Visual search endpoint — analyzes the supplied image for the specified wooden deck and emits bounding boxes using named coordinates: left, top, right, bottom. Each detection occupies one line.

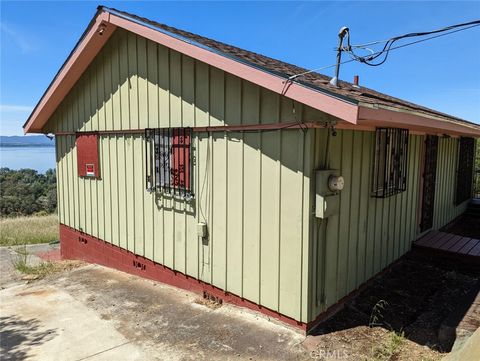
left=415, top=231, right=480, bottom=257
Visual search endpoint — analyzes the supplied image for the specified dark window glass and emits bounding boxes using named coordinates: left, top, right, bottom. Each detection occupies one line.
left=372, top=128, right=409, bottom=198
left=455, top=137, right=475, bottom=205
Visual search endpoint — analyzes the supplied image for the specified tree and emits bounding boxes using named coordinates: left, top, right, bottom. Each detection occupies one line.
left=0, top=168, right=57, bottom=217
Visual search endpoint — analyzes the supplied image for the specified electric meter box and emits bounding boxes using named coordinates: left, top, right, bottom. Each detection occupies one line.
left=315, top=169, right=341, bottom=219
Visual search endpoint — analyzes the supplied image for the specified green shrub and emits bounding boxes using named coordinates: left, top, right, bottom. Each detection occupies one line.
left=0, top=168, right=57, bottom=217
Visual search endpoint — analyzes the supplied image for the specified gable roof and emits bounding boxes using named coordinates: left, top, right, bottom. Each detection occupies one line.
left=24, top=6, right=480, bottom=137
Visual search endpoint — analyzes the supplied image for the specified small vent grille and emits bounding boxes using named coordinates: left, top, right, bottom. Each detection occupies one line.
left=203, top=291, right=223, bottom=305
left=132, top=260, right=146, bottom=271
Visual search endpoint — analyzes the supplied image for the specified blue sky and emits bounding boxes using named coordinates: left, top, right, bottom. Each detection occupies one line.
left=1, top=1, right=479, bottom=135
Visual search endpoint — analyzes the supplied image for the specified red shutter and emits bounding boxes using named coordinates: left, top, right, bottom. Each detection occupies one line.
left=171, top=128, right=190, bottom=190
left=76, top=133, right=100, bottom=178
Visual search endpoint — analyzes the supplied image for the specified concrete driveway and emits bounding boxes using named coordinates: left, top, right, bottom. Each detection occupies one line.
left=0, top=252, right=309, bottom=361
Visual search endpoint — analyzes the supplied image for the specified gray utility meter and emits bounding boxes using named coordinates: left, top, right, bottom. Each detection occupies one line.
left=315, top=170, right=344, bottom=219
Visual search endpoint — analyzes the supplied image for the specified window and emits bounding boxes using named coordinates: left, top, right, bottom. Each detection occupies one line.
left=372, top=128, right=409, bottom=198
left=455, top=137, right=475, bottom=205
left=76, top=132, right=100, bottom=178
left=145, top=128, right=193, bottom=198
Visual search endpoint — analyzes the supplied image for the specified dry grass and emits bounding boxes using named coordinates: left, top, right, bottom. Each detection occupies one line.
left=15, top=259, right=83, bottom=280
left=368, top=330, right=406, bottom=361
left=12, top=244, right=82, bottom=279
left=0, top=214, right=58, bottom=246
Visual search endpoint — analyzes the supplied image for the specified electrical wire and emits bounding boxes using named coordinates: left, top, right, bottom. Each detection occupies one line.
left=291, top=100, right=309, bottom=132
left=198, top=137, right=210, bottom=224
left=343, top=20, right=480, bottom=66
left=349, top=19, right=480, bottom=49
left=288, top=19, right=480, bottom=80
left=288, top=62, right=348, bottom=81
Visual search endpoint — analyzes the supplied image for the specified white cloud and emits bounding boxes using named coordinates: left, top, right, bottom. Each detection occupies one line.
left=0, top=104, right=33, bottom=112
left=0, top=22, right=35, bottom=54
left=0, top=104, right=33, bottom=135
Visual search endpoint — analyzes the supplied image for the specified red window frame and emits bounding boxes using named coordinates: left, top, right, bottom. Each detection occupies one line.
left=145, top=128, right=192, bottom=197
left=171, top=128, right=191, bottom=190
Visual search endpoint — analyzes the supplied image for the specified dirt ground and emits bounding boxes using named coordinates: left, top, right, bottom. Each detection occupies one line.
left=308, top=250, right=479, bottom=360
left=1, top=244, right=479, bottom=360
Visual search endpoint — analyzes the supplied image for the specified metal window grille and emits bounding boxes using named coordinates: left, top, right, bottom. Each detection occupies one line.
left=455, top=137, right=475, bottom=205
left=420, top=135, right=439, bottom=232
left=145, top=128, right=193, bottom=199
left=372, top=128, right=409, bottom=198
left=475, top=140, right=480, bottom=199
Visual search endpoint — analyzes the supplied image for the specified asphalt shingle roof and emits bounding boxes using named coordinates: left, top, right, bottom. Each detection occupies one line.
left=105, top=6, right=476, bottom=126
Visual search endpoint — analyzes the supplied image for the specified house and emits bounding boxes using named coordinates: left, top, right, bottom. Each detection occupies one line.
left=24, top=6, right=480, bottom=333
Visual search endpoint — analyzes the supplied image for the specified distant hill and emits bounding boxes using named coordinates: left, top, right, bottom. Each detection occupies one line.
left=0, top=135, right=55, bottom=147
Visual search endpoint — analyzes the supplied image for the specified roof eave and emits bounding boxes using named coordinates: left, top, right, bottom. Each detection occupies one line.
left=23, top=11, right=117, bottom=134
left=357, top=103, right=480, bottom=137
left=24, top=9, right=361, bottom=134
left=105, top=10, right=360, bottom=123
left=24, top=8, right=479, bottom=137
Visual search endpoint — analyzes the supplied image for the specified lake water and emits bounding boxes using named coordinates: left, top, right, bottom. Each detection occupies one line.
left=0, top=146, right=56, bottom=173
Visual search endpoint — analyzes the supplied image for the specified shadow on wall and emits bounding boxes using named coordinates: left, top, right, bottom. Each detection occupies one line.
left=153, top=190, right=196, bottom=216
left=51, top=28, right=332, bottom=172
left=51, top=29, right=331, bottom=219
left=0, top=315, right=57, bottom=361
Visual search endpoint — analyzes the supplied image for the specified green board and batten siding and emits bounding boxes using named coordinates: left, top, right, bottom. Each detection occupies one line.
left=49, top=28, right=315, bottom=322
left=48, top=28, right=469, bottom=324
left=307, top=132, right=468, bottom=316
left=433, top=137, right=469, bottom=229
left=309, top=130, right=423, bottom=316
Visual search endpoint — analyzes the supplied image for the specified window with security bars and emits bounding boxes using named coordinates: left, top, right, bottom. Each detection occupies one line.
left=145, top=128, right=193, bottom=198
left=372, top=128, right=409, bottom=198
left=455, top=137, right=475, bottom=205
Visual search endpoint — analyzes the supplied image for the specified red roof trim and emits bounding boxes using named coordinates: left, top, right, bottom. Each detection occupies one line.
left=24, top=9, right=480, bottom=137
left=24, top=12, right=116, bottom=133
left=24, top=10, right=358, bottom=134
left=107, top=12, right=359, bottom=125
left=358, top=106, right=480, bottom=137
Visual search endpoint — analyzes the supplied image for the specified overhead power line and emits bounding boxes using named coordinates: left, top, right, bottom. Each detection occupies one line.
left=344, top=19, right=480, bottom=66
left=349, top=19, right=480, bottom=49
left=288, top=19, right=480, bottom=82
